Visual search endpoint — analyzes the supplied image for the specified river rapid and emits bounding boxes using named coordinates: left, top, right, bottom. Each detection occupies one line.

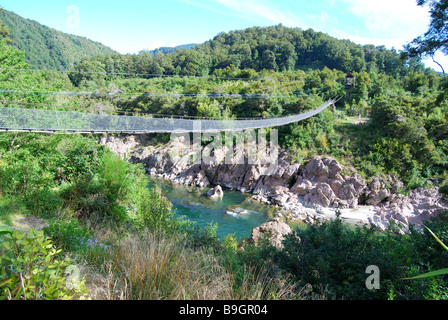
left=147, top=175, right=375, bottom=240
left=147, top=175, right=282, bottom=239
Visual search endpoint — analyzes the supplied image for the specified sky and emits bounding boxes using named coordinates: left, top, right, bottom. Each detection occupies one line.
left=1, top=0, right=446, bottom=72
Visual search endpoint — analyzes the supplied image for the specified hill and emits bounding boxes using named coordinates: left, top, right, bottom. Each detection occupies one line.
left=190, top=25, right=425, bottom=76
left=0, top=9, right=117, bottom=70
left=147, top=43, right=198, bottom=55
left=71, top=24, right=428, bottom=79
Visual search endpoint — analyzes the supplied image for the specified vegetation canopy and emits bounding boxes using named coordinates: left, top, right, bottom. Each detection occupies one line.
left=0, top=3, right=448, bottom=301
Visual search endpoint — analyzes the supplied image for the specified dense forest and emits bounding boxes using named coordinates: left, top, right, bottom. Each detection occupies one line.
left=1, top=6, right=448, bottom=301
left=71, top=25, right=426, bottom=77
left=16, top=23, right=444, bottom=190
left=0, top=9, right=117, bottom=70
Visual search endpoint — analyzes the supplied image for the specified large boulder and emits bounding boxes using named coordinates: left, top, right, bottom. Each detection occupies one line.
left=302, top=156, right=343, bottom=181
left=207, top=185, right=224, bottom=199
left=289, top=156, right=366, bottom=209
left=248, top=219, right=295, bottom=248
left=365, top=174, right=403, bottom=206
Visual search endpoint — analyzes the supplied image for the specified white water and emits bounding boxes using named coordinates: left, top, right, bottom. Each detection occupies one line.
left=308, top=205, right=377, bottom=225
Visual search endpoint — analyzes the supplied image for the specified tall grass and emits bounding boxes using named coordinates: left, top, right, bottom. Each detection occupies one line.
left=81, top=232, right=297, bottom=300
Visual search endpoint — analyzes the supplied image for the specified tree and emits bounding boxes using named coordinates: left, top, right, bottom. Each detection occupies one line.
left=0, top=7, right=12, bottom=44
left=403, top=0, right=448, bottom=74
left=261, top=49, right=278, bottom=71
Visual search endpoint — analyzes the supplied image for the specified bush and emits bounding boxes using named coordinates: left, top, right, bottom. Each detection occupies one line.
left=440, top=184, right=448, bottom=198
left=271, top=219, right=409, bottom=299
left=135, top=185, right=176, bottom=234
left=43, top=219, right=94, bottom=253
left=59, top=173, right=114, bottom=222
left=0, top=229, right=88, bottom=300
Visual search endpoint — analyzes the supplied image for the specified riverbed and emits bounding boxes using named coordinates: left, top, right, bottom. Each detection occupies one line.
left=147, top=175, right=377, bottom=240
left=147, top=175, right=288, bottom=239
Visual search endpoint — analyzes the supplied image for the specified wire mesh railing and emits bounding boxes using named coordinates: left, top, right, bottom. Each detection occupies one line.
left=0, top=99, right=337, bottom=133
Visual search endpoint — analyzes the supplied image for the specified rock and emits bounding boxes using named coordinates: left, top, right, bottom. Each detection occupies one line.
left=207, top=185, right=224, bottom=199
left=366, top=189, right=390, bottom=206
left=371, top=186, right=448, bottom=232
left=365, top=174, right=404, bottom=205
left=253, top=154, right=300, bottom=194
left=302, top=156, right=342, bottom=181
left=288, top=156, right=366, bottom=209
left=249, top=219, right=295, bottom=248
left=98, top=134, right=144, bottom=160
left=290, top=178, right=313, bottom=196
left=267, top=186, right=291, bottom=206
left=99, top=135, right=448, bottom=233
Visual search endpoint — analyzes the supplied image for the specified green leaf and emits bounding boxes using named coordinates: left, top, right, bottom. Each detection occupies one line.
left=402, top=268, right=448, bottom=280
left=0, top=226, right=13, bottom=235
left=0, top=278, right=13, bottom=287
left=425, top=226, right=448, bottom=252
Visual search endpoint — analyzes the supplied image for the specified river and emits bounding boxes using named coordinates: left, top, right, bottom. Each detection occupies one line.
left=147, top=175, right=303, bottom=240
left=147, top=175, right=376, bottom=240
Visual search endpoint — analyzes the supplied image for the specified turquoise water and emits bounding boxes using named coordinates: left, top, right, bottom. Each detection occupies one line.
left=147, top=175, right=277, bottom=240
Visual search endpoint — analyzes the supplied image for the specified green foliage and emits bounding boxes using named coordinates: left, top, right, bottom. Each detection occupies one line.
left=258, top=217, right=445, bottom=299
left=98, top=152, right=134, bottom=203
left=135, top=185, right=176, bottom=234
left=403, top=0, right=448, bottom=74
left=0, top=7, right=11, bottom=44
left=440, top=184, right=448, bottom=197
left=43, top=219, right=94, bottom=253
left=0, top=133, right=106, bottom=216
left=1, top=11, right=448, bottom=302
left=0, top=229, right=88, bottom=300
left=0, top=9, right=116, bottom=70
left=185, top=223, right=222, bottom=252
left=68, top=25, right=424, bottom=85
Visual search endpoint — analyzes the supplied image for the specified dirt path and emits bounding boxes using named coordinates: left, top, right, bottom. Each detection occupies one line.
left=1, top=214, right=48, bottom=232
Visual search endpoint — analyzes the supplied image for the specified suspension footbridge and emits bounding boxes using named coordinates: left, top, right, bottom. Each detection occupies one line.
left=0, top=98, right=337, bottom=134
left=0, top=68, right=344, bottom=134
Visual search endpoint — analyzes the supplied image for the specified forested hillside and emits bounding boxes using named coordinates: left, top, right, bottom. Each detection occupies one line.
left=63, top=24, right=447, bottom=189
left=1, top=9, right=448, bottom=301
left=71, top=25, right=426, bottom=77
left=147, top=43, right=197, bottom=55
left=0, top=9, right=117, bottom=69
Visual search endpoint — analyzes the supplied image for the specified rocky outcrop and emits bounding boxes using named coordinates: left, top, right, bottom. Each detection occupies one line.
left=207, top=185, right=224, bottom=199
left=248, top=219, right=295, bottom=248
left=99, top=135, right=448, bottom=232
left=289, top=156, right=365, bottom=209
left=369, top=187, right=448, bottom=233
left=98, top=134, right=145, bottom=159
left=365, top=174, right=404, bottom=206
left=253, top=155, right=366, bottom=217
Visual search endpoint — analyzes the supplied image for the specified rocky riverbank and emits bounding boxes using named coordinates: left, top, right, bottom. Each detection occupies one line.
left=99, top=134, right=448, bottom=234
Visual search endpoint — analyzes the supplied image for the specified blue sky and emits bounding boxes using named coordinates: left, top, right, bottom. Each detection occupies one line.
left=1, top=0, right=446, bottom=71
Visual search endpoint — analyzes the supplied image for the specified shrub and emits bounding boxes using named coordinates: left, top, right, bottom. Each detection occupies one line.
left=273, top=219, right=409, bottom=300
left=440, top=184, right=448, bottom=199
left=43, top=219, right=94, bottom=253
left=59, top=173, right=114, bottom=222
left=99, top=152, right=135, bottom=203
left=0, top=229, right=88, bottom=300
left=135, top=185, right=176, bottom=234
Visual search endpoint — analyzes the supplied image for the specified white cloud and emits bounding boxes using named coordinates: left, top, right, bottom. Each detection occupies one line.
left=149, top=40, right=168, bottom=50
left=306, top=10, right=338, bottom=31
left=342, top=0, right=430, bottom=40
left=212, top=0, right=305, bottom=28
